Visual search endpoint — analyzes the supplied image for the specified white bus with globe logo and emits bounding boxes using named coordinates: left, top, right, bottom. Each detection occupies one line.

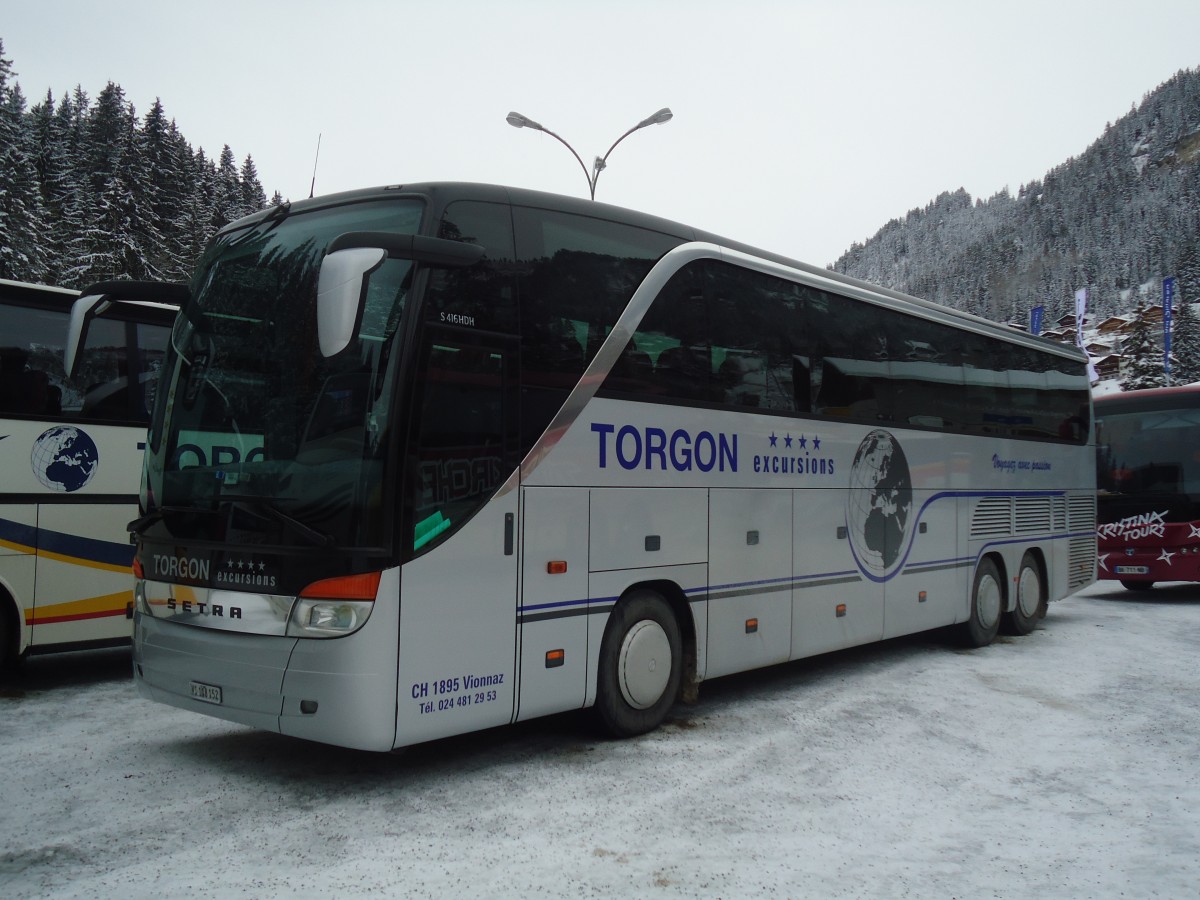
left=1, top=279, right=175, bottom=671
left=121, top=184, right=1096, bottom=751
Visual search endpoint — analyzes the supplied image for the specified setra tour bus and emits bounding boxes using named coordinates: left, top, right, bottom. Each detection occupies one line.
left=105, top=183, right=1096, bottom=751
left=1, top=278, right=176, bottom=671
left=1095, top=384, right=1200, bottom=589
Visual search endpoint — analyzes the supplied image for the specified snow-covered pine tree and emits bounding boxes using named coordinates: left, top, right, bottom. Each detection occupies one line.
left=1179, top=243, right=1200, bottom=310
left=240, top=154, right=267, bottom=214
left=212, top=144, right=244, bottom=230
left=0, top=41, right=49, bottom=282
left=1170, top=298, right=1200, bottom=384
left=142, top=99, right=190, bottom=280
left=1123, top=302, right=1169, bottom=389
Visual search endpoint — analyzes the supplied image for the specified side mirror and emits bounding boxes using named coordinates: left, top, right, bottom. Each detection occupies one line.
left=65, top=280, right=189, bottom=377
left=65, top=294, right=109, bottom=379
left=316, top=233, right=486, bottom=358
left=316, top=247, right=387, bottom=358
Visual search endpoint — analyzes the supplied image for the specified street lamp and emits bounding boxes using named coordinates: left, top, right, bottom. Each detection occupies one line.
left=505, top=107, right=673, bottom=200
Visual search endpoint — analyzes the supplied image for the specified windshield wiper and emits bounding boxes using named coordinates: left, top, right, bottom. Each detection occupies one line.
left=225, top=499, right=334, bottom=548
left=128, top=505, right=209, bottom=536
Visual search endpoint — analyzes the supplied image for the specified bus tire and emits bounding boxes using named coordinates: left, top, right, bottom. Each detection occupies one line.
left=1003, top=551, right=1045, bottom=636
left=1120, top=580, right=1155, bottom=591
left=595, top=589, right=682, bottom=738
left=962, top=557, right=1003, bottom=648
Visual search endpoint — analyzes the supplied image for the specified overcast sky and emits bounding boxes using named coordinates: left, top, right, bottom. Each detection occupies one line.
left=5, top=1, right=1200, bottom=266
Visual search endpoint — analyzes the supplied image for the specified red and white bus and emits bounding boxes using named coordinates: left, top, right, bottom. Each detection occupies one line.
left=1096, top=385, right=1200, bottom=589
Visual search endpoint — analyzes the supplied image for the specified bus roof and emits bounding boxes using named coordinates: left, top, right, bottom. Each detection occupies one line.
left=1095, top=384, right=1200, bottom=410
left=219, top=181, right=1087, bottom=364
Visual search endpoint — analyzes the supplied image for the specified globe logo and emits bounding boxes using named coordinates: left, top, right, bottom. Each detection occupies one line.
left=30, top=426, right=100, bottom=492
left=845, top=429, right=913, bottom=580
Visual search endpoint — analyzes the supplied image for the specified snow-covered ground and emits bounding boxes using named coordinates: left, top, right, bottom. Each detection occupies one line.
left=2, top=579, right=1198, bottom=898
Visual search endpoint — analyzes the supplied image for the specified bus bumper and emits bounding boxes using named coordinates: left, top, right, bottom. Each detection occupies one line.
left=133, top=610, right=400, bottom=751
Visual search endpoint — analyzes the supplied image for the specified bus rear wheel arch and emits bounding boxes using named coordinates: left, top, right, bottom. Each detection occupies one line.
left=595, top=588, right=683, bottom=737
left=0, top=587, right=20, bottom=677
left=961, top=556, right=1004, bottom=648
left=1003, top=550, right=1046, bottom=636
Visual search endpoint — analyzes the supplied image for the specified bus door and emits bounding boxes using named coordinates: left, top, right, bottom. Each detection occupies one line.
left=395, top=330, right=522, bottom=745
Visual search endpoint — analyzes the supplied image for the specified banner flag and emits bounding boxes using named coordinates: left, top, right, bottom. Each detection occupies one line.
left=1164, top=276, right=1176, bottom=377
left=1073, top=289, right=1098, bottom=382
left=1074, top=288, right=1087, bottom=347
left=1030, top=305, right=1044, bottom=336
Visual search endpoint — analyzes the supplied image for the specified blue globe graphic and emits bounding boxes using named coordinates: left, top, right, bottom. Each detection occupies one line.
left=845, top=429, right=913, bottom=578
left=31, top=426, right=100, bottom=492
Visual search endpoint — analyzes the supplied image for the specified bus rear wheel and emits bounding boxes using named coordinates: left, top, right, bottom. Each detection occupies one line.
left=1003, top=552, right=1045, bottom=636
left=595, top=589, right=682, bottom=738
left=962, top=558, right=1003, bottom=648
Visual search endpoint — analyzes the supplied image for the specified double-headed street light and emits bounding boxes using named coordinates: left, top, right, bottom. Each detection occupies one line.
left=506, top=107, right=673, bottom=200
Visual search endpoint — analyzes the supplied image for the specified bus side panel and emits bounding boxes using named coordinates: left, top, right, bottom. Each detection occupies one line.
left=706, top=488, right=792, bottom=679
left=0, top=505, right=37, bottom=656
left=394, top=487, right=519, bottom=748
left=588, top=488, right=708, bottom=572
left=882, top=490, right=967, bottom=639
left=791, top=488, right=884, bottom=658
left=517, top=487, right=590, bottom=722
left=31, top=502, right=135, bottom=648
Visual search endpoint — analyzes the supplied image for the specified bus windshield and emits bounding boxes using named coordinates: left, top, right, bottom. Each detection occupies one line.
left=1096, top=402, right=1200, bottom=501
left=142, top=199, right=424, bottom=551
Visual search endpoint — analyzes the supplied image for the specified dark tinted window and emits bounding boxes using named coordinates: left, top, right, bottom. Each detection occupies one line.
left=512, top=207, right=683, bottom=447
left=598, top=258, right=1089, bottom=443
left=0, top=299, right=168, bottom=424
left=407, top=335, right=518, bottom=558
left=430, top=200, right=518, bottom=334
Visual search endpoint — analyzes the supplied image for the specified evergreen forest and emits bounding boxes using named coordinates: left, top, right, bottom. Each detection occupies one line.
left=0, top=39, right=276, bottom=289
left=832, top=68, right=1200, bottom=327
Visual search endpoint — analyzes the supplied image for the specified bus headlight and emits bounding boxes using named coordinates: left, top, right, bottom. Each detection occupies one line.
left=286, top=571, right=382, bottom=638
left=133, top=579, right=150, bottom=615
left=288, top=598, right=374, bottom=637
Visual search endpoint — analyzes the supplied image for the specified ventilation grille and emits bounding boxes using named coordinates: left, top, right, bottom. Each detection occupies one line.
left=1069, top=535, right=1097, bottom=589
left=1015, top=497, right=1052, bottom=534
left=971, top=497, right=1012, bottom=538
left=1053, top=496, right=1067, bottom=532
left=1069, top=495, right=1097, bottom=532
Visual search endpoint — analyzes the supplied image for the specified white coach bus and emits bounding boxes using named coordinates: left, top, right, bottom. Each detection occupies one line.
left=116, top=184, right=1096, bottom=750
left=0, top=279, right=175, bottom=671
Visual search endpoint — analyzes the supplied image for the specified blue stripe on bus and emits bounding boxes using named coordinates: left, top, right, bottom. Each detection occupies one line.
left=0, top=516, right=134, bottom=568
left=0, top=516, right=39, bottom=549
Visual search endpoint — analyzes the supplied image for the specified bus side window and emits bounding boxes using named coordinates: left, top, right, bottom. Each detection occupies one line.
left=0, top=302, right=68, bottom=417
left=1, top=348, right=62, bottom=416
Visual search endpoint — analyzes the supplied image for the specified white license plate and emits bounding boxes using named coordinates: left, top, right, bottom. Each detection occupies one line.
left=1115, top=565, right=1150, bottom=575
left=190, top=681, right=222, bottom=705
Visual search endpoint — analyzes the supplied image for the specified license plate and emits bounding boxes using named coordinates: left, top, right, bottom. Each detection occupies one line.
left=1115, top=565, right=1150, bottom=575
left=190, top=681, right=222, bottom=705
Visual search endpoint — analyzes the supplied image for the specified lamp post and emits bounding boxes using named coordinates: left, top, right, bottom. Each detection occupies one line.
left=505, top=108, right=673, bottom=200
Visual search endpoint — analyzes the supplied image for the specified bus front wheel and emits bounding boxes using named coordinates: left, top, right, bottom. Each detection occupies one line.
left=962, top=558, right=1003, bottom=648
left=595, top=589, right=682, bottom=737
left=1003, top=552, right=1045, bottom=636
